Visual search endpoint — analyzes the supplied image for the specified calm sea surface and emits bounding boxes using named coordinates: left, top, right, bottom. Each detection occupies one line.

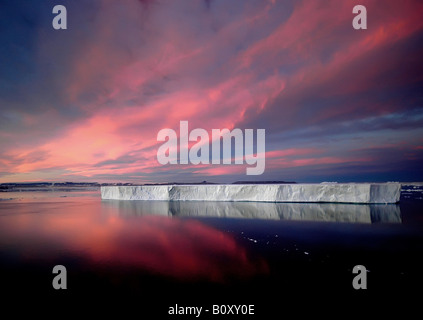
left=0, top=186, right=422, bottom=316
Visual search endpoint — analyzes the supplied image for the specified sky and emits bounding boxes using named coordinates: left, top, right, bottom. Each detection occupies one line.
left=0, top=0, right=423, bottom=184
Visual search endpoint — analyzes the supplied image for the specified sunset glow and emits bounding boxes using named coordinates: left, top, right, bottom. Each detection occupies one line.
left=1, top=0, right=423, bottom=183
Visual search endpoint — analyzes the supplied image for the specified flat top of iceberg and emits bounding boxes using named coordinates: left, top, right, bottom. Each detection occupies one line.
left=129, top=182, right=401, bottom=186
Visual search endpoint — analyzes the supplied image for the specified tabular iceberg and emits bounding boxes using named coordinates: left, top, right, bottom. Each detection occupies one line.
left=101, top=183, right=401, bottom=204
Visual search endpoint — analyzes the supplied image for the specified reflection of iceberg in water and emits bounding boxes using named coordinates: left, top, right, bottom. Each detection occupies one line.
left=102, top=200, right=401, bottom=224
left=369, top=204, right=402, bottom=223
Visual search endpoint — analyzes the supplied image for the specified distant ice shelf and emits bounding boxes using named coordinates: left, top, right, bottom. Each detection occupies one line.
left=101, top=183, right=401, bottom=204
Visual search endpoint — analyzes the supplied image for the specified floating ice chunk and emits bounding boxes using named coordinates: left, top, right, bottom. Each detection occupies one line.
left=101, top=183, right=401, bottom=204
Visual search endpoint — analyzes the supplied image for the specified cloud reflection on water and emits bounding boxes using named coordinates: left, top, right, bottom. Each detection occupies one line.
left=0, top=198, right=268, bottom=282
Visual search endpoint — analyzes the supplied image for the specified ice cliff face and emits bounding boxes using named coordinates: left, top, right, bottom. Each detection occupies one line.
left=101, top=183, right=401, bottom=204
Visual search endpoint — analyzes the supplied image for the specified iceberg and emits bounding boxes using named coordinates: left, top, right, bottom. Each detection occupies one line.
left=101, top=183, right=401, bottom=204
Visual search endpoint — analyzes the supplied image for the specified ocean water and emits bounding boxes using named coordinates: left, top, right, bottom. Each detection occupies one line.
left=0, top=186, right=422, bottom=316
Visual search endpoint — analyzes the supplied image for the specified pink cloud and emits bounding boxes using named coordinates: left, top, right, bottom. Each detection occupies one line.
left=1, top=0, right=422, bottom=182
